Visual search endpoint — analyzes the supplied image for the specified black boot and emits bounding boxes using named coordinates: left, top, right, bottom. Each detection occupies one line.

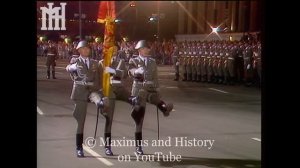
left=193, top=74, right=197, bottom=82
left=202, top=75, right=207, bottom=82
left=197, top=75, right=201, bottom=82
left=52, top=71, right=56, bottom=79
left=104, top=133, right=113, bottom=156
left=135, top=132, right=143, bottom=155
left=182, top=73, right=187, bottom=81
left=47, top=70, right=50, bottom=79
left=76, top=134, right=84, bottom=157
left=213, top=76, right=219, bottom=84
left=188, top=73, right=192, bottom=81
left=157, top=101, right=173, bottom=117
left=131, top=107, right=145, bottom=125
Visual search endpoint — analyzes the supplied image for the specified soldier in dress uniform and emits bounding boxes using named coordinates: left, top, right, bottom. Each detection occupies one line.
left=243, top=44, right=254, bottom=86
left=227, top=44, right=237, bottom=85
left=191, top=43, right=198, bottom=82
left=221, top=45, right=229, bottom=84
left=128, top=40, right=174, bottom=155
left=98, top=46, right=141, bottom=156
left=65, top=40, right=110, bottom=158
left=195, top=42, right=202, bottom=82
left=235, top=42, right=245, bottom=84
left=252, top=43, right=261, bottom=87
left=206, top=46, right=214, bottom=83
left=172, top=43, right=180, bottom=81
left=211, top=45, right=218, bottom=83
left=45, top=41, right=58, bottom=79
left=219, top=45, right=226, bottom=84
left=215, top=44, right=223, bottom=84
left=177, top=42, right=184, bottom=81
left=180, top=44, right=188, bottom=81
left=200, top=44, right=208, bottom=82
left=186, top=43, right=193, bottom=81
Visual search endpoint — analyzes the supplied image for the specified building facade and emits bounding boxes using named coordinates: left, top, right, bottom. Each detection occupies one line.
left=177, top=1, right=262, bottom=35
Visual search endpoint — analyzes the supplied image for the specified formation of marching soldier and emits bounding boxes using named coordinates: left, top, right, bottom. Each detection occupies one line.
left=173, top=40, right=261, bottom=86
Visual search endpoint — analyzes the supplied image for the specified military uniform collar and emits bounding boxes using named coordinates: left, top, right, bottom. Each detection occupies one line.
left=79, top=56, right=89, bottom=62
left=139, top=55, right=151, bottom=62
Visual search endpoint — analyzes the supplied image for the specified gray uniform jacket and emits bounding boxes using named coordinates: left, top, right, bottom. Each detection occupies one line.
left=45, top=46, right=58, bottom=66
left=128, top=56, right=159, bottom=94
left=68, top=57, right=102, bottom=101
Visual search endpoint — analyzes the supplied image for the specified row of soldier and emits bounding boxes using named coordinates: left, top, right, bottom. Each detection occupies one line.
left=37, top=41, right=104, bottom=60
left=172, top=40, right=261, bottom=87
left=37, top=39, right=179, bottom=65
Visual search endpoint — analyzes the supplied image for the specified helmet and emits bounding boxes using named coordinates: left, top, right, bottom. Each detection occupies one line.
left=76, top=40, right=89, bottom=50
left=135, top=40, right=149, bottom=50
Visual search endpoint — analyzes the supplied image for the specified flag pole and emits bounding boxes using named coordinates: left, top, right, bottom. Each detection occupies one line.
left=97, top=1, right=116, bottom=97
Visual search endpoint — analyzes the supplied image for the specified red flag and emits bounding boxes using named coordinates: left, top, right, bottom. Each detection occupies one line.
left=97, top=1, right=116, bottom=23
left=97, top=1, right=116, bottom=97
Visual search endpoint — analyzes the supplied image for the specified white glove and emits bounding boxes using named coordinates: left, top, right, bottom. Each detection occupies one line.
left=134, top=67, right=145, bottom=75
left=66, top=63, right=77, bottom=72
left=105, top=67, right=116, bottom=74
left=175, top=61, right=179, bottom=66
left=247, top=64, right=251, bottom=70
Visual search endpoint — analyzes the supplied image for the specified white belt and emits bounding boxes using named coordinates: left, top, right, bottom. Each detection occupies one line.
left=74, top=81, right=94, bottom=86
left=228, top=57, right=234, bottom=60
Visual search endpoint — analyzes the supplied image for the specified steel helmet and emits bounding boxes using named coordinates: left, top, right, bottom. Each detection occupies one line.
left=76, top=40, right=89, bottom=50
left=135, top=40, right=149, bottom=50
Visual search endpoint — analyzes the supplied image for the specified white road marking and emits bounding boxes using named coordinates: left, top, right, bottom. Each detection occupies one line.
left=37, top=106, right=44, bottom=115
left=251, top=138, right=261, bottom=142
left=82, top=144, right=114, bottom=166
left=209, top=88, right=229, bottom=94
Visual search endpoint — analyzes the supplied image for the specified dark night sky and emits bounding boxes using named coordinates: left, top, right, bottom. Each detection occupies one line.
left=37, top=1, right=178, bottom=41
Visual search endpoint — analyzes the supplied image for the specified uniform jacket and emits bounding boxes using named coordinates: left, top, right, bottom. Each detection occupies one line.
left=45, top=46, right=58, bottom=66
left=68, top=57, right=101, bottom=101
left=128, top=56, right=159, bottom=90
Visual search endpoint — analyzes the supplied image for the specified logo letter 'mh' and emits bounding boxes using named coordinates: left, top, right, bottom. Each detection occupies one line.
left=40, top=2, right=66, bottom=30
